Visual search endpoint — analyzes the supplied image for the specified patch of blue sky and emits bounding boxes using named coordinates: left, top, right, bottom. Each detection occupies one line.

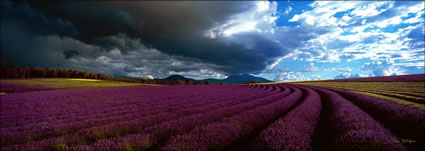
left=363, top=25, right=379, bottom=32
left=273, top=59, right=304, bottom=71
left=401, top=12, right=418, bottom=20
left=341, top=30, right=358, bottom=36
left=333, top=8, right=355, bottom=18
left=402, top=66, right=425, bottom=75
left=380, top=22, right=422, bottom=33
left=375, top=1, right=392, bottom=12
left=274, top=0, right=314, bottom=27
left=267, top=58, right=371, bottom=80
left=302, top=59, right=371, bottom=79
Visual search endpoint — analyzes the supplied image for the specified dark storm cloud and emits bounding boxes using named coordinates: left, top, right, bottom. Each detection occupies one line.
left=1, top=0, right=319, bottom=78
left=25, top=1, right=279, bottom=74
left=28, top=1, right=139, bottom=43
left=63, top=50, right=80, bottom=59
left=1, top=1, right=78, bottom=37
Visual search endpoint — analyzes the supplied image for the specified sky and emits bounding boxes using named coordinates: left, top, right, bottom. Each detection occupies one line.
left=1, top=0, right=424, bottom=81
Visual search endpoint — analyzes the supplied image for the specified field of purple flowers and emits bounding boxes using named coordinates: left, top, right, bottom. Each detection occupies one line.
left=1, top=76, right=424, bottom=151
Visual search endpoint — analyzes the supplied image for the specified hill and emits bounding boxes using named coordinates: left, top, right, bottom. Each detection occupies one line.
left=163, top=74, right=273, bottom=84
left=164, top=75, right=195, bottom=81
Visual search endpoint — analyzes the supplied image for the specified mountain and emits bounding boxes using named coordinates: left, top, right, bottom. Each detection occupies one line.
left=163, top=75, right=195, bottom=81
left=163, top=74, right=272, bottom=84
left=212, top=74, right=272, bottom=84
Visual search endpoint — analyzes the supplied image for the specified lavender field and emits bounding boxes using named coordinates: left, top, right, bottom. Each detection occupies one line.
left=0, top=75, right=424, bottom=151
left=2, top=0, right=425, bottom=150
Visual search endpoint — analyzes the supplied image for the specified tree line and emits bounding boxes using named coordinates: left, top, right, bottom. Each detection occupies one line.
left=0, top=65, right=217, bottom=85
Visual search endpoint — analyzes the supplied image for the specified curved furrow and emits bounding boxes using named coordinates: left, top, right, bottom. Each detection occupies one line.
left=270, top=85, right=277, bottom=91
left=258, top=84, right=264, bottom=90
left=0, top=87, right=270, bottom=146
left=308, top=86, right=407, bottom=151
left=0, top=86, right=251, bottom=122
left=0, top=86, right=171, bottom=119
left=0, top=86, right=261, bottom=130
left=3, top=86, right=255, bottom=129
left=0, top=87, right=223, bottom=124
left=0, top=86, right=274, bottom=147
left=2, top=86, right=286, bottom=150
left=324, top=87, right=425, bottom=151
left=358, top=89, right=425, bottom=102
left=261, top=84, right=268, bottom=91
left=250, top=87, right=322, bottom=151
left=2, top=93, right=226, bottom=129
left=263, top=85, right=270, bottom=90
left=222, top=85, right=309, bottom=151
left=69, top=86, right=292, bottom=151
left=160, top=86, right=302, bottom=151
left=343, top=89, right=425, bottom=105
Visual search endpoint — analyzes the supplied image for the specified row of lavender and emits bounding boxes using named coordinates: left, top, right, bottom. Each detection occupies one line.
left=1, top=85, right=255, bottom=143
left=1, top=84, right=285, bottom=150
left=1, top=85, right=269, bottom=145
left=1, top=82, right=424, bottom=150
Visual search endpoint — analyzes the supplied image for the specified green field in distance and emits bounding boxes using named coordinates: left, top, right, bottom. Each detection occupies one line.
left=0, top=78, right=156, bottom=88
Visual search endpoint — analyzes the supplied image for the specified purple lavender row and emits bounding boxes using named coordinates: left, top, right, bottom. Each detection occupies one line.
left=69, top=134, right=154, bottom=151
left=1, top=113, right=172, bottom=151
left=161, top=86, right=302, bottom=151
left=72, top=86, right=290, bottom=150
left=1, top=89, right=232, bottom=132
left=1, top=85, right=260, bottom=132
left=0, top=86, right=247, bottom=144
left=1, top=86, right=281, bottom=150
left=321, top=86, right=425, bottom=151
left=0, top=85, right=242, bottom=121
left=2, top=86, right=284, bottom=150
left=0, top=88, right=179, bottom=122
left=1, top=94, right=209, bottom=130
left=312, top=87, right=407, bottom=151
left=1, top=86, right=271, bottom=146
left=0, top=85, right=242, bottom=124
left=80, top=86, right=286, bottom=147
left=0, top=85, right=251, bottom=127
left=251, top=87, right=322, bottom=151
left=0, top=83, right=56, bottom=94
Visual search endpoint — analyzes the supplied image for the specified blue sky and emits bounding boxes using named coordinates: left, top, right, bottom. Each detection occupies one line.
left=254, top=0, right=425, bottom=81
left=2, top=1, right=424, bottom=81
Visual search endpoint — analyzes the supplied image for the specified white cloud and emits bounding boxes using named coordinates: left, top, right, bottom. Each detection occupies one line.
left=303, top=63, right=318, bottom=72
left=146, top=75, right=154, bottom=79
left=334, top=73, right=361, bottom=79
left=311, top=75, right=322, bottom=80
left=361, top=59, right=404, bottom=76
left=284, top=6, right=293, bottom=15
left=205, top=1, right=278, bottom=38
left=322, top=67, right=363, bottom=79
left=274, top=71, right=305, bottom=81
left=350, top=2, right=390, bottom=17
left=285, top=1, right=424, bottom=70
left=326, top=67, right=353, bottom=74
left=288, top=1, right=361, bottom=26
left=168, top=69, right=227, bottom=80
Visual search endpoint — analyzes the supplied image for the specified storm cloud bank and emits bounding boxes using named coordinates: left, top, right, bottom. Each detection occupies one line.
left=1, top=1, right=327, bottom=79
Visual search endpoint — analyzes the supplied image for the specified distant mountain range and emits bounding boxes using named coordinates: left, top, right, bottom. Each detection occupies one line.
left=163, top=74, right=273, bottom=84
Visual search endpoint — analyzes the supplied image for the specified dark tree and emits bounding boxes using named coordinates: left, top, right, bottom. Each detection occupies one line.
left=204, top=80, right=212, bottom=85
left=185, top=79, right=192, bottom=85
left=30, top=67, right=46, bottom=78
